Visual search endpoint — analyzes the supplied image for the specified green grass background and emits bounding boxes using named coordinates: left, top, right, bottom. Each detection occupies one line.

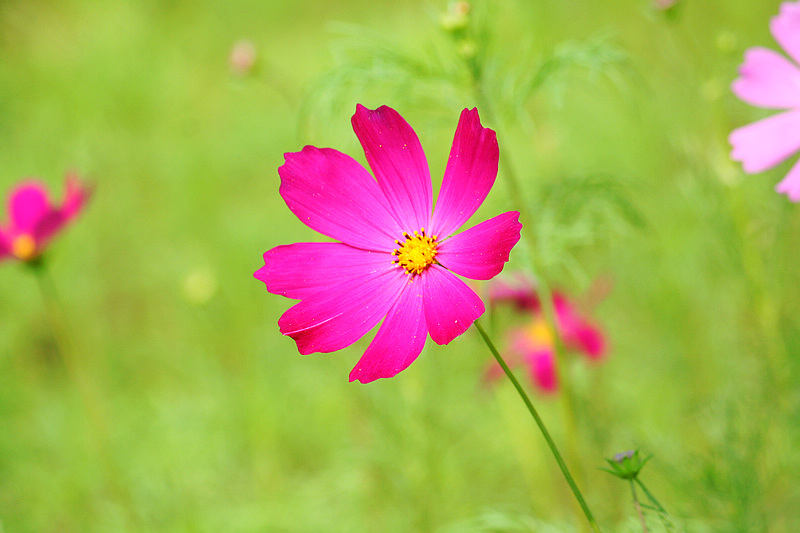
left=1, top=0, right=799, bottom=531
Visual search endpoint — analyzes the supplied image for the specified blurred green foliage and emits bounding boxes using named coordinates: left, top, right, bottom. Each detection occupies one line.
left=1, top=0, right=799, bottom=531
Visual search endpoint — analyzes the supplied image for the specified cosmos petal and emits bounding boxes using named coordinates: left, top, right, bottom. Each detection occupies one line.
left=730, top=108, right=800, bottom=173
left=422, top=265, right=484, bottom=345
left=553, top=295, right=606, bottom=359
left=732, top=47, right=800, bottom=109
left=771, top=1, right=800, bottom=66
left=278, top=267, right=407, bottom=354
left=489, top=275, right=541, bottom=311
left=352, top=105, right=433, bottom=231
left=349, top=278, right=427, bottom=383
left=61, top=173, right=91, bottom=221
left=34, top=175, right=91, bottom=244
left=0, top=229, right=10, bottom=261
left=571, top=324, right=606, bottom=360
left=7, top=182, right=52, bottom=234
left=255, top=242, right=393, bottom=300
left=430, top=108, right=499, bottom=237
left=279, top=146, right=403, bottom=251
left=775, top=157, right=800, bottom=201
left=524, top=349, right=558, bottom=393
left=436, top=211, right=521, bottom=280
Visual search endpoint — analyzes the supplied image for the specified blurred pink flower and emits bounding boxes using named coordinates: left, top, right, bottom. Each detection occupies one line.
left=729, top=1, right=800, bottom=200
left=255, top=105, right=521, bottom=383
left=0, top=173, right=91, bottom=263
left=487, top=277, right=607, bottom=393
left=653, top=0, right=679, bottom=11
left=229, top=39, right=257, bottom=76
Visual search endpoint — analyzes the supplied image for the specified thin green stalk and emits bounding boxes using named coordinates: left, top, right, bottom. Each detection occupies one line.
left=29, top=259, right=109, bottom=439
left=634, top=478, right=674, bottom=531
left=629, top=480, right=648, bottom=533
left=28, top=258, right=134, bottom=517
left=474, top=319, right=601, bottom=533
left=473, top=85, right=583, bottom=484
left=29, top=258, right=78, bottom=372
left=456, top=13, right=582, bottom=465
left=727, top=187, right=788, bottom=386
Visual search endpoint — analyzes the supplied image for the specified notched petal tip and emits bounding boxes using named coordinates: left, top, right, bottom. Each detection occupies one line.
left=429, top=107, right=500, bottom=237
left=728, top=109, right=800, bottom=173
left=771, top=1, right=800, bottom=65
left=351, top=103, right=433, bottom=231
left=775, top=159, right=800, bottom=201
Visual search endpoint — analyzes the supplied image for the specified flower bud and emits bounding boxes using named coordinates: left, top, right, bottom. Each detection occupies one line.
left=601, top=449, right=651, bottom=480
left=440, top=1, right=470, bottom=32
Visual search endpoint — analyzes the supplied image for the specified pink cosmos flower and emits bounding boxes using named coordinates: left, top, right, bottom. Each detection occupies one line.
left=254, top=105, right=522, bottom=383
left=729, top=1, right=800, bottom=200
left=0, top=173, right=91, bottom=263
left=487, top=277, right=606, bottom=393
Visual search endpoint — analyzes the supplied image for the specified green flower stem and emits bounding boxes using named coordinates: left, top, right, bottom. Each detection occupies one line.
left=629, top=480, right=648, bottom=533
left=28, top=258, right=132, bottom=512
left=473, top=86, right=583, bottom=485
left=634, top=478, right=674, bottom=530
left=727, top=188, right=788, bottom=386
left=634, top=478, right=665, bottom=513
left=29, top=258, right=80, bottom=374
left=474, top=319, right=601, bottom=533
left=460, top=22, right=581, bottom=456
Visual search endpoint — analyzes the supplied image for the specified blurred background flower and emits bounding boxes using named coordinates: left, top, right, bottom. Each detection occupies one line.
left=486, top=275, right=607, bottom=393
left=229, top=39, right=258, bottom=77
left=0, top=173, right=90, bottom=263
left=729, top=1, right=800, bottom=200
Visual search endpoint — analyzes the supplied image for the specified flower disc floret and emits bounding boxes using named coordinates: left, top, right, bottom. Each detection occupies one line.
left=392, top=229, right=438, bottom=275
left=12, top=234, right=36, bottom=260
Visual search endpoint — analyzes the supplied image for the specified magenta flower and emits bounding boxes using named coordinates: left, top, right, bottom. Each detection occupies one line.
left=729, top=1, right=800, bottom=200
left=487, top=277, right=606, bottom=393
left=0, top=173, right=90, bottom=263
left=254, top=105, right=522, bottom=383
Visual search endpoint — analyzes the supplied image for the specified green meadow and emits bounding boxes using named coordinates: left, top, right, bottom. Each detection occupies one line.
left=1, top=0, right=798, bottom=531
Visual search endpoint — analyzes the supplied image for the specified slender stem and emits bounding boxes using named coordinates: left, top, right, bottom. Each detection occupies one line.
left=27, top=258, right=134, bottom=515
left=474, top=84, right=583, bottom=483
left=29, top=259, right=110, bottom=438
left=474, top=319, right=601, bottom=532
left=629, top=480, right=648, bottom=533
left=634, top=479, right=665, bottom=514
left=29, top=258, right=74, bottom=369
left=635, top=478, right=674, bottom=531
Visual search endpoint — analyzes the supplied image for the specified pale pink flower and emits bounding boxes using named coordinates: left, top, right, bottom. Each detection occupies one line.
left=255, top=105, right=522, bottom=383
left=487, top=277, right=606, bottom=393
left=230, top=39, right=257, bottom=76
left=653, top=0, right=679, bottom=11
left=729, top=1, right=800, bottom=200
left=0, top=173, right=91, bottom=263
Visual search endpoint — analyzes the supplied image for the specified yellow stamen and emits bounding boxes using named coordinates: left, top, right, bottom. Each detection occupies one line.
left=12, top=234, right=37, bottom=261
left=392, top=228, right=438, bottom=276
left=525, top=317, right=555, bottom=348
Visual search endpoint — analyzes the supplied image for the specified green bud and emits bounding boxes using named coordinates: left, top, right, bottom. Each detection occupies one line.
left=600, top=449, right=652, bottom=480
left=440, top=1, right=471, bottom=32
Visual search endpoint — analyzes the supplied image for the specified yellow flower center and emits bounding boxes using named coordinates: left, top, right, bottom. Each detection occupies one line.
left=524, top=317, right=554, bottom=348
left=12, top=234, right=37, bottom=261
left=392, top=229, right=438, bottom=275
